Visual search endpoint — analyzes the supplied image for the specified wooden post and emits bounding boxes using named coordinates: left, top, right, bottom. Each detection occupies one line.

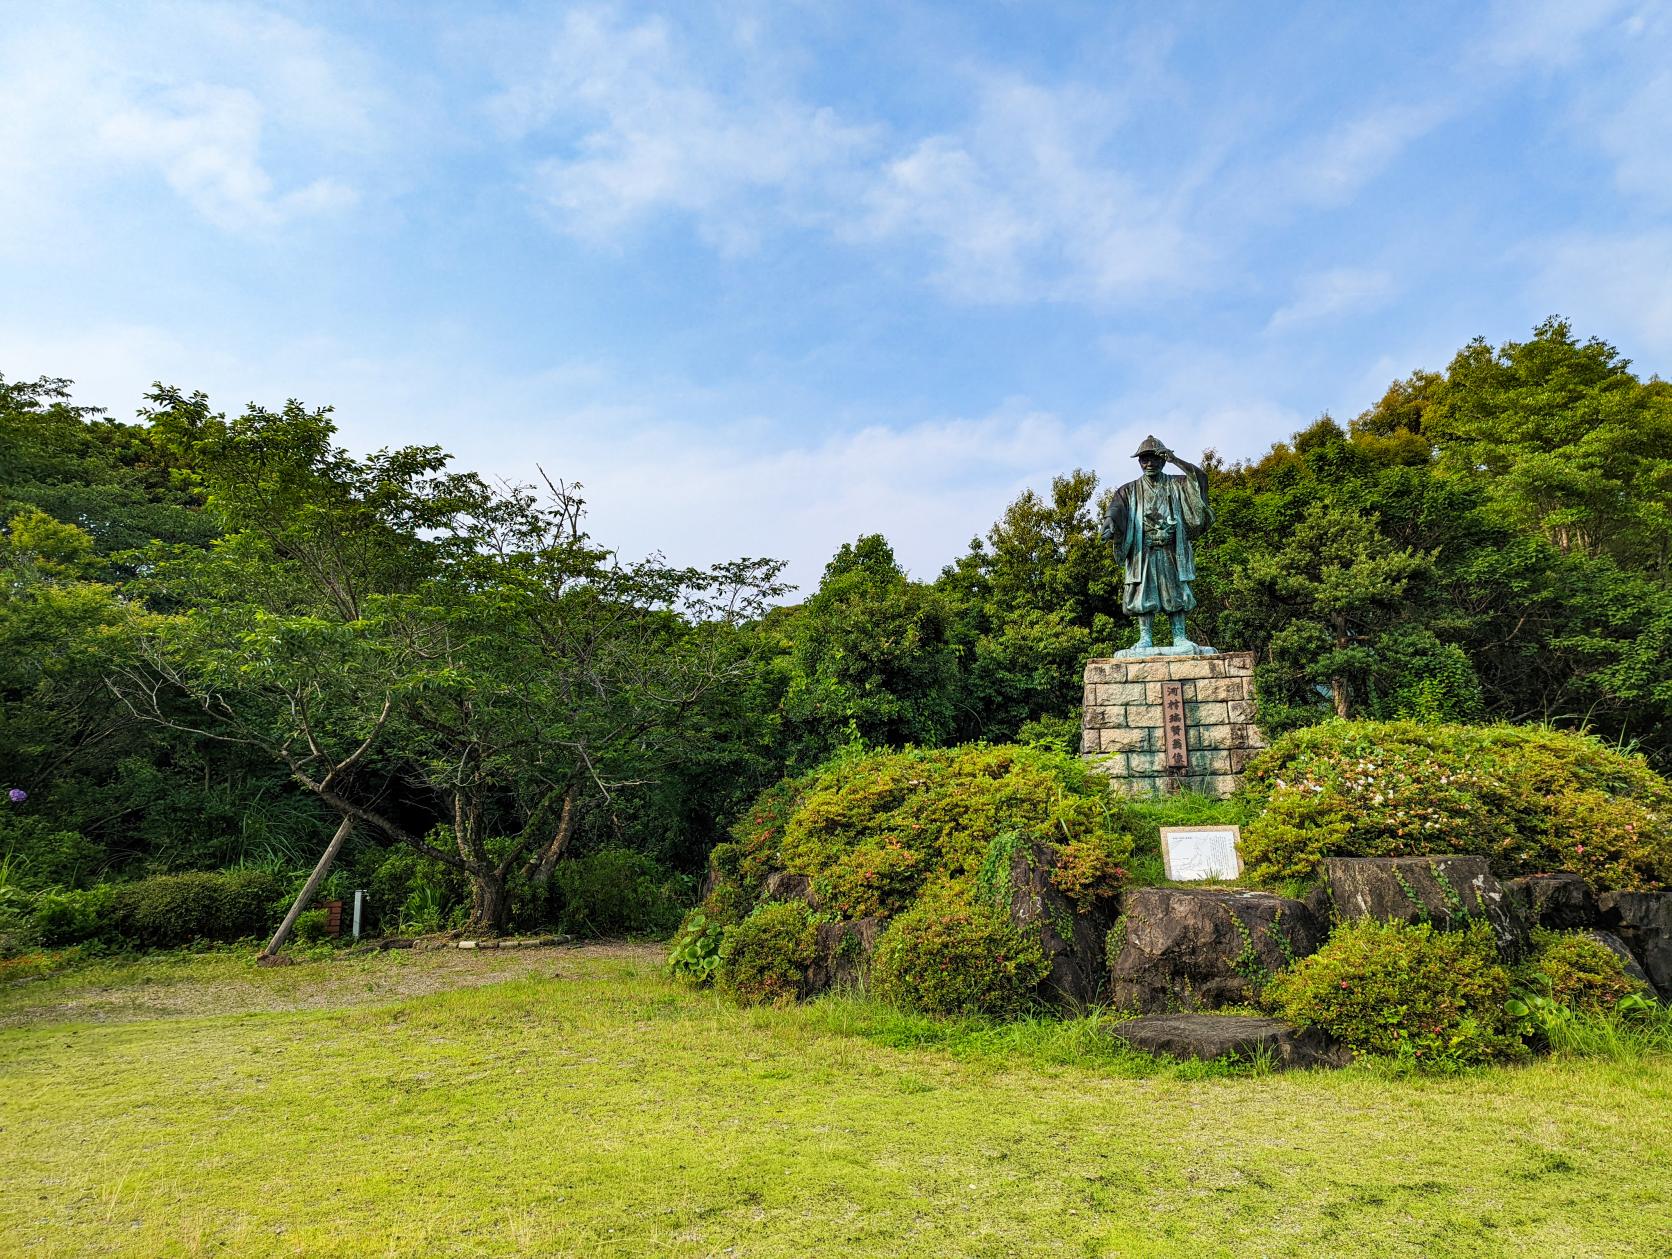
left=260, top=815, right=354, bottom=962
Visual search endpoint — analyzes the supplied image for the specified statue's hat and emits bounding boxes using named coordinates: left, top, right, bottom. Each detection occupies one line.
left=1132, top=434, right=1169, bottom=458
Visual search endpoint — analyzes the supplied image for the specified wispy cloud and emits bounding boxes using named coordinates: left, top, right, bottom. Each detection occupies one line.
left=853, top=76, right=1207, bottom=303
left=0, top=3, right=387, bottom=246
left=488, top=9, right=878, bottom=253
left=1483, top=0, right=1632, bottom=67
left=1267, top=267, right=1395, bottom=333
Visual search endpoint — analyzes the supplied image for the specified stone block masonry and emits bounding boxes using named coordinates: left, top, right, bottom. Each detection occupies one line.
left=1081, top=652, right=1265, bottom=797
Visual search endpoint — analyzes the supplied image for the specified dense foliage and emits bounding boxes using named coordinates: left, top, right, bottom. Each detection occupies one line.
left=3, top=316, right=1670, bottom=960
left=1515, top=929, right=1647, bottom=1014
left=717, top=901, right=819, bottom=1004
left=1239, top=721, right=1672, bottom=888
left=1265, top=920, right=1524, bottom=1069
left=680, top=742, right=1128, bottom=1004
left=869, top=887, right=1048, bottom=1018
left=722, top=743, right=1131, bottom=920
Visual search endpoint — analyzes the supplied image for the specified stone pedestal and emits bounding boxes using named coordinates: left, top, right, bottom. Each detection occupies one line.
left=1080, top=651, right=1264, bottom=797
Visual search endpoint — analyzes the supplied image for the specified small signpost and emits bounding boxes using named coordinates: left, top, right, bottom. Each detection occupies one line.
left=1161, top=682, right=1188, bottom=773
left=1160, top=825, right=1243, bottom=881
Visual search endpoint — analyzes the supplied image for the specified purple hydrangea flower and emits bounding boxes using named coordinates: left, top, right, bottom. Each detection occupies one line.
left=7, top=789, right=26, bottom=804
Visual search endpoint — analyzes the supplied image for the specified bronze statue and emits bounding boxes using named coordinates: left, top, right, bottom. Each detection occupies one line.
left=1099, top=435, right=1215, bottom=656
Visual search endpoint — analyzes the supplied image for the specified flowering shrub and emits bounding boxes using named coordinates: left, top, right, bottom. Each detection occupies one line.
left=870, top=886, right=1048, bottom=1019
left=1239, top=722, right=1671, bottom=889
left=717, top=901, right=818, bottom=1004
left=687, top=743, right=1129, bottom=1012
left=1264, top=919, right=1523, bottom=1069
left=1515, top=929, right=1647, bottom=1014
left=744, top=743, right=1131, bottom=919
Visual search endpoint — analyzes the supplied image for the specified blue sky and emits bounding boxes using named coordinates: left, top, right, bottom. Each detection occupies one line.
left=4, top=1, right=1670, bottom=591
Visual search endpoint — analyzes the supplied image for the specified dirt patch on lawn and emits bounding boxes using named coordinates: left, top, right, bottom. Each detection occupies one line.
left=0, top=940, right=668, bottom=1029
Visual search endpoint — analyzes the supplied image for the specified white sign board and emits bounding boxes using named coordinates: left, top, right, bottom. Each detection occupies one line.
left=1160, top=826, right=1243, bottom=881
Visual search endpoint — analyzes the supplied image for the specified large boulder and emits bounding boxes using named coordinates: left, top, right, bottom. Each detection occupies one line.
left=1583, top=930, right=1656, bottom=994
left=1108, top=888, right=1324, bottom=1013
left=1005, top=839, right=1117, bottom=1009
left=1504, top=873, right=1599, bottom=930
left=1597, top=891, right=1672, bottom=998
left=1113, top=1013, right=1348, bottom=1069
left=806, top=916, right=882, bottom=993
left=1321, top=856, right=1530, bottom=957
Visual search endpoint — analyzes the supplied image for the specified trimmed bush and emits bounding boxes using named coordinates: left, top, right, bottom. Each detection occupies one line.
left=870, top=887, right=1049, bottom=1019
left=718, top=901, right=818, bottom=1004
left=1239, top=721, right=1672, bottom=890
left=1265, top=919, right=1524, bottom=1069
left=110, top=869, right=283, bottom=947
left=1516, top=929, right=1647, bottom=1014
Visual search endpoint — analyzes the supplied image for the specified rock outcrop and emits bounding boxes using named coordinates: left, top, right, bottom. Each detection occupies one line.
left=1321, top=855, right=1529, bottom=957
left=1504, top=873, right=1599, bottom=930
left=1597, top=891, right=1672, bottom=998
left=1108, top=887, right=1324, bottom=1013
left=1005, top=839, right=1117, bottom=1009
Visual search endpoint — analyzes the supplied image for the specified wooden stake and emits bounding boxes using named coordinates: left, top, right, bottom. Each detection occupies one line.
left=260, top=815, right=354, bottom=962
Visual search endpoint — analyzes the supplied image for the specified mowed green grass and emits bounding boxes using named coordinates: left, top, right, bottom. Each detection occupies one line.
left=2, top=947, right=1669, bottom=1258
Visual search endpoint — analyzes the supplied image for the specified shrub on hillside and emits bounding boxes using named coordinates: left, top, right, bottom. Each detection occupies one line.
left=1264, top=919, right=1523, bottom=1069
left=718, top=901, right=818, bottom=1004
left=870, top=887, right=1049, bottom=1019
left=1238, top=721, right=1672, bottom=889
left=110, top=869, right=283, bottom=947
left=1516, top=930, right=1647, bottom=1015
left=723, top=743, right=1131, bottom=922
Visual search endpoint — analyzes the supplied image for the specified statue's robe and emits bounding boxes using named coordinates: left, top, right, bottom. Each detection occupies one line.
left=1101, top=471, right=1213, bottom=615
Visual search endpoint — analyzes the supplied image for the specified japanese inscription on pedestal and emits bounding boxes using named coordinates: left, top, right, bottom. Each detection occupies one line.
left=1162, top=681, right=1188, bottom=772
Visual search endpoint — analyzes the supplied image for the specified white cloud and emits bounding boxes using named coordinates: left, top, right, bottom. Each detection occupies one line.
left=854, top=77, right=1206, bottom=303
left=1267, top=268, right=1395, bottom=333
left=1272, top=103, right=1451, bottom=209
left=1526, top=230, right=1672, bottom=357
left=1484, top=0, right=1632, bottom=67
left=0, top=3, right=386, bottom=247
left=489, top=9, right=877, bottom=252
left=1597, top=67, right=1672, bottom=207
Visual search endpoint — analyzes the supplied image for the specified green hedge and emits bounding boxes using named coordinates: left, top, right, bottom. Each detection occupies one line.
left=110, top=869, right=284, bottom=947
left=1239, top=721, right=1672, bottom=889
left=32, top=871, right=286, bottom=949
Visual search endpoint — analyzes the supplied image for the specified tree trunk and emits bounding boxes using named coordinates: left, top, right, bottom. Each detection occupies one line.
left=1330, top=675, right=1350, bottom=719
left=260, top=815, right=354, bottom=962
left=467, top=868, right=512, bottom=936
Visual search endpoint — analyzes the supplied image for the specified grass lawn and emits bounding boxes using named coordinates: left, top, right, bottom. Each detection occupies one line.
left=2, top=944, right=1669, bottom=1258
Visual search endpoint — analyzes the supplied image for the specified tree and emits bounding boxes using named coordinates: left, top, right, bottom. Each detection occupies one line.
left=1223, top=501, right=1429, bottom=719
left=777, top=535, right=961, bottom=768
left=116, top=392, right=786, bottom=932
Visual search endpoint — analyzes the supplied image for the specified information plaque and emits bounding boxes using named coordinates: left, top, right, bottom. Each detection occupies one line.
left=1160, top=825, right=1243, bottom=881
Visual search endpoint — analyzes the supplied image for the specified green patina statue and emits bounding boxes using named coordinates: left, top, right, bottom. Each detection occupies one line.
left=1099, top=434, right=1216, bottom=656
